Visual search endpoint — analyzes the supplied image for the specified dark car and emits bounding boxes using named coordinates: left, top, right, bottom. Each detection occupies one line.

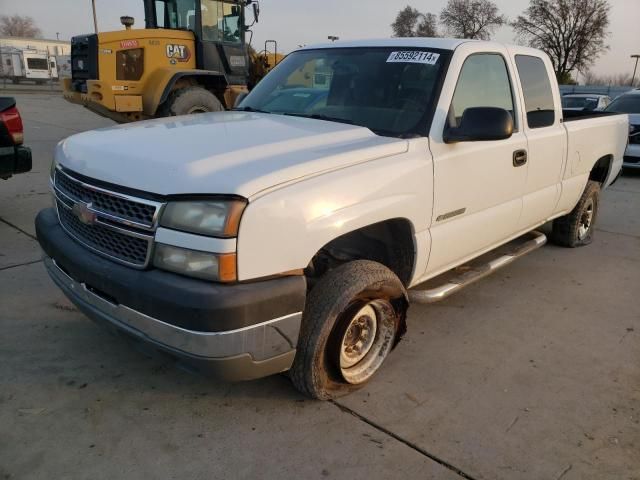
left=605, top=89, right=640, bottom=169
left=0, top=97, right=31, bottom=180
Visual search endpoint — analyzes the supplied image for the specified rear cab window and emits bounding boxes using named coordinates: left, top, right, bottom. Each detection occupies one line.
left=515, top=55, right=556, bottom=128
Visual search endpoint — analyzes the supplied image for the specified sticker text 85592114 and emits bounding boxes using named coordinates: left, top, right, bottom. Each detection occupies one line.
left=386, top=51, right=440, bottom=65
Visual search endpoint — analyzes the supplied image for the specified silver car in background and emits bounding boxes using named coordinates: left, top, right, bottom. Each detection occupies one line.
left=562, top=93, right=611, bottom=111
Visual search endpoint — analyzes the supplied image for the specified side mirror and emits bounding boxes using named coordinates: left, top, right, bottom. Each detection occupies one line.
left=444, top=107, right=514, bottom=144
left=234, top=92, right=248, bottom=108
left=252, top=2, right=260, bottom=23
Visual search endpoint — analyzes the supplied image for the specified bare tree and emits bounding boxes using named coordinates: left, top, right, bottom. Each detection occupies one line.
left=440, top=0, right=507, bottom=40
left=582, top=70, right=639, bottom=87
left=416, top=13, right=439, bottom=37
left=512, top=0, right=610, bottom=84
left=391, top=6, right=439, bottom=38
left=0, top=15, right=42, bottom=38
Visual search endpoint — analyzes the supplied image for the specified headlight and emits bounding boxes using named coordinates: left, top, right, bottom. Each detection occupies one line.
left=153, top=244, right=237, bottom=282
left=160, top=200, right=246, bottom=237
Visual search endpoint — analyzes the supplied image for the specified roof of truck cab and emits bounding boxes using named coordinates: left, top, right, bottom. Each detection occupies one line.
left=298, top=39, right=551, bottom=64
left=299, top=38, right=474, bottom=51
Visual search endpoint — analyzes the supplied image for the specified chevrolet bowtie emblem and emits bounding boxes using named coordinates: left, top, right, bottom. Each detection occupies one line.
left=72, top=202, right=97, bottom=225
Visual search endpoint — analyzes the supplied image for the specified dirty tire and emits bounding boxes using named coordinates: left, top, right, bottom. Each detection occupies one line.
left=162, top=86, right=223, bottom=116
left=290, top=260, right=408, bottom=400
left=551, top=180, right=600, bottom=247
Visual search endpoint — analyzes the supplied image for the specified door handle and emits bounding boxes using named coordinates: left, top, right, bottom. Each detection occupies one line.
left=513, top=149, right=528, bottom=167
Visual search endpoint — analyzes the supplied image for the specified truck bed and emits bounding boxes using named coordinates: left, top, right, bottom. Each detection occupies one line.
left=562, top=110, right=621, bottom=122
left=562, top=111, right=629, bottom=188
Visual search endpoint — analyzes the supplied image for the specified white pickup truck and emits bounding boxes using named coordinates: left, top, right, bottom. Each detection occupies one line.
left=36, top=39, right=629, bottom=399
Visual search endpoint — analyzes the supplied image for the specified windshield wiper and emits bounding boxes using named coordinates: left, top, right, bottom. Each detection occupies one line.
left=283, top=112, right=354, bottom=125
left=233, top=106, right=272, bottom=114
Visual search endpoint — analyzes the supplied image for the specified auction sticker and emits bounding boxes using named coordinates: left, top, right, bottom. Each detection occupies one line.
left=386, top=51, right=440, bottom=65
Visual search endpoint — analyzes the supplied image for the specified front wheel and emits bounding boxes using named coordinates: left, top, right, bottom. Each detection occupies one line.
left=551, top=180, right=600, bottom=247
left=290, top=260, right=408, bottom=400
left=161, top=86, right=224, bottom=116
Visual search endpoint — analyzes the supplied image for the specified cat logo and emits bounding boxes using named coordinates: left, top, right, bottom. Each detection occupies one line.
left=166, top=44, right=191, bottom=62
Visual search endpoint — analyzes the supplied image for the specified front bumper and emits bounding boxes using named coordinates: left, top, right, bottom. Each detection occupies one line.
left=36, top=208, right=306, bottom=381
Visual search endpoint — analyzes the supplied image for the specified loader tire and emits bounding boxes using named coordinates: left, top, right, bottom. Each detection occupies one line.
left=162, top=86, right=223, bottom=116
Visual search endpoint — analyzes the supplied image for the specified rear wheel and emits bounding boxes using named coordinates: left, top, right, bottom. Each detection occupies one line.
left=551, top=180, right=600, bottom=247
left=290, top=260, right=408, bottom=400
left=162, top=86, right=224, bottom=116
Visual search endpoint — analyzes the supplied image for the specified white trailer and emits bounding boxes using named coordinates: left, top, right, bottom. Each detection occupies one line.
left=0, top=47, right=57, bottom=84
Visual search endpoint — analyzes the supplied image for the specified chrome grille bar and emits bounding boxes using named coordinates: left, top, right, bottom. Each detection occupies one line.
left=52, top=167, right=164, bottom=269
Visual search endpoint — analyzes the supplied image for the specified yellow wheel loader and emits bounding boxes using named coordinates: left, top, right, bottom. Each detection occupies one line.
left=63, top=0, right=271, bottom=123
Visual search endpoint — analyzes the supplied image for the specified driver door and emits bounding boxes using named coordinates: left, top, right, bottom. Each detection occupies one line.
left=425, top=50, right=528, bottom=276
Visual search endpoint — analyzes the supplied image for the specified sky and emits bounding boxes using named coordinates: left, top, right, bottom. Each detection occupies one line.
left=1, top=0, right=638, bottom=77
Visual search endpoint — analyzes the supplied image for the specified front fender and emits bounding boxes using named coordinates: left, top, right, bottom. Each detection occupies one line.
left=236, top=139, right=433, bottom=281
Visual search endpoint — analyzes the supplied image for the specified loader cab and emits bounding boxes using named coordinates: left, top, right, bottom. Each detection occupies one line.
left=145, top=0, right=251, bottom=84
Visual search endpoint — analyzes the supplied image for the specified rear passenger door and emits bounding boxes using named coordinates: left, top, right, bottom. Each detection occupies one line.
left=512, top=53, right=566, bottom=229
left=426, top=48, right=528, bottom=276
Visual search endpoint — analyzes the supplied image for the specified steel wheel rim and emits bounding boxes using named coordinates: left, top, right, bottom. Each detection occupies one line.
left=337, top=300, right=396, bottom=385
left=578, top=198, right=594, bottom=240
left=340, top=304, right=378, bottom=369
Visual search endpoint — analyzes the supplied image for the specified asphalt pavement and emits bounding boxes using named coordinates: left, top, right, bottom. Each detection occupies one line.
left=0, top=93, right=638, bottom=480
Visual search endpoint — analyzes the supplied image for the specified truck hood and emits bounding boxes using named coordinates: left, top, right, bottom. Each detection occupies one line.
left=56, top=112, right=408, bottom=198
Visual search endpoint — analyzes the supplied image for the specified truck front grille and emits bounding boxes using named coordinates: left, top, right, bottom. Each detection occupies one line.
left=57, top=200, right=151, bottom=266
left=55, top=170, right=157, bottom=227
left=53, top=168, right=163, bottom=268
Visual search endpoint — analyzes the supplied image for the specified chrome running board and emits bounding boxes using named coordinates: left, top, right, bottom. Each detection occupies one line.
left=408, top=231, right=547, bottom=304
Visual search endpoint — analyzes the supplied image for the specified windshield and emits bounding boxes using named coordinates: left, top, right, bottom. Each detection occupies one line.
left=239, top=47, right=450, bottom=137
left=153, top=0, right=241, bottom=41
left=201, top=0, right=242, bottom=43
left=154, top=0, right=196, bottom=29
left=562, top=96, right=598, bottom=110
left=605, top=94, right=640, bottom=114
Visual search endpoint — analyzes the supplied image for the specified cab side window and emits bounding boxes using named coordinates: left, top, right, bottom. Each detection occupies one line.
left=515, top=55, right=556, bottom=128
left=201, top=0, right=242, bottom=44
left=449, top=54, right=515, bottom=129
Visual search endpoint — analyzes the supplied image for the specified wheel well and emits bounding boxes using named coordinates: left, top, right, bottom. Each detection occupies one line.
left=589, top=155, right=613, bottom=185
left=306, top=219, right=415, bottom=288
